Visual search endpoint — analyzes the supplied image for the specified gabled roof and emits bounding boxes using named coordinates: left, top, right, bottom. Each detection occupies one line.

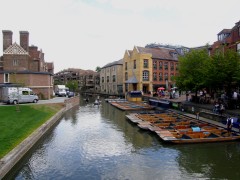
left=3, top=42, right=28, bottom=55
left=136, top=46, right=178, bottom=60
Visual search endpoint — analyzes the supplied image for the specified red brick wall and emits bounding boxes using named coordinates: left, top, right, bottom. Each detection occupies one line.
left=3, top=54, right=30, bottom=71
left=5, top=73, right=53, bottom=99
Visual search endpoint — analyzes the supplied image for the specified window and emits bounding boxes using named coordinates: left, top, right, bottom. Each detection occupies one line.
left=170, top=62, right=174, bottom=70
left=164, top=73, right=168, bottom=81
left=159, top=73, right=163, bottom=81
left=125, top=62, right=127, bottom=70
left=112, top=75, right=116, bottom=82
left=142, top=70, right=149, bottom=81
left=159, top=62, right=163, bottom=70
left=153, top=72, right=157, bottom=81
left=143, top=59, right=148, bottom=68
left=107, top=76, right=109, bottom=82
left=153, top=61, right=157, bottom=70
left=134, top=60, right=136, bottom=69
left=175, top=63, right=178, bottom=70
left=102, top=77, right=104, bottom=83
left=13, top=59, right=19, bottom=66
left=125, top=83, right=128, bottom=92
left=125, top=72, right=128, bottom=81
left=22, top=91, right=29, bottom=95
left=164, top=62, right=168, bottom=70
left=4, top=73, right=9, bottom=83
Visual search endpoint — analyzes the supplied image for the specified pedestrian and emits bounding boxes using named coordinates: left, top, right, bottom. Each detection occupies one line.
left=196, top=111, right=199, bottom=120
left=226, top=117, right=233, bottom=135
left=219, top=103, right=225, bottom=116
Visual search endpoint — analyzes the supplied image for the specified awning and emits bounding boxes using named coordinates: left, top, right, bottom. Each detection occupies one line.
left=125, top=76, right=138, bottom=84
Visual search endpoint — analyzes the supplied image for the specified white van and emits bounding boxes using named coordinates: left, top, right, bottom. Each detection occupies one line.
left=2, top=87, right=39, bottom=104
left=54, top=85, right=67, bottom=97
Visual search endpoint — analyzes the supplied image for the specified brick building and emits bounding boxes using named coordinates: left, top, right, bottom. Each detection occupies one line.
left=0, top=30, right=54, bottom=100
left=54, top=68, right=100, bottom=92
left=211, top=20, right=240, bottom=54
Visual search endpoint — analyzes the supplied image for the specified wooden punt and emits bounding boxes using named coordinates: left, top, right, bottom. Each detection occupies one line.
left=110, top=101, right=154, bottom=111
left=125, top=111, right=240, bottom=144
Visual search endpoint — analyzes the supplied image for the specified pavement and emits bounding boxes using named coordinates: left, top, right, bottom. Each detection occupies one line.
left=0, top=97, right=67, bottom=106
left=151, top=93, right=240, bottom=115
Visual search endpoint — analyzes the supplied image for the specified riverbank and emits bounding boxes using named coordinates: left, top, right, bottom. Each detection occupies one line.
left=0, top=96, right=80, bottom=179
left=0, top=103, right=64, bottom=158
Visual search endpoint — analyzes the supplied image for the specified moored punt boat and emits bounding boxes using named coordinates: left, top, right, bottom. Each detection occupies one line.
left=125, top=111, right=240, bottom=144
left=109, top=101, right=155, bottom=111
left=126, top=114, right=144, bottom=124
left=157, top=130, right=240, bottom=144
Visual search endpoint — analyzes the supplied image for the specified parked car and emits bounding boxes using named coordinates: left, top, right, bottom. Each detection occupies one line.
left=67, top=91, right=75, bottom=98
left=2, top=87, right=39, bottom=104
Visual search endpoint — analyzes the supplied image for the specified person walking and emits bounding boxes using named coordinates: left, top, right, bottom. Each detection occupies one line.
left=226, top=117, right=233, bottom=135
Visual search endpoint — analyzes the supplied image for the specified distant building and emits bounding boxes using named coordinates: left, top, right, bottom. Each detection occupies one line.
left=100, top=59, right=123, bottom=95
left=0, top=30, right=54, bottom=100
left=54, top=68, right=100, bottom=92
left=211, top=20, right=240, bottom=54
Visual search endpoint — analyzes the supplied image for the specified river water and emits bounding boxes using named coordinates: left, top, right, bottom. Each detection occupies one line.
left=5, top=96, right=240, bottom=180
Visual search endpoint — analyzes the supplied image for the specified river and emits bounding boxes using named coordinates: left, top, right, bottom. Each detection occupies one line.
left=5, top=96, right=240, bottom=179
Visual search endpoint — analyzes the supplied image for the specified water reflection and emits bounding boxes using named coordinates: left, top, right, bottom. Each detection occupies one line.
left=4, top=96, right=240, bottom=179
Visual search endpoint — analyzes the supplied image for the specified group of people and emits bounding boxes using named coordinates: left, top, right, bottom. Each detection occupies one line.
left=158, top=90, right=165, bottom=98
left=213, top=101, right=225, bottom=116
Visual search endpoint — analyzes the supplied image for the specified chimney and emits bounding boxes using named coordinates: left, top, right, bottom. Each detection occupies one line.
left=2, top=30, right=13, bottom=51
left=20, top=31, right=29, bottom=52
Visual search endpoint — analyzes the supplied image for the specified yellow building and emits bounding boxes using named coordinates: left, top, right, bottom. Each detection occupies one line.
left=123, top=46, right=153, bottom=94
left=123, top=45, right=182, bottom=95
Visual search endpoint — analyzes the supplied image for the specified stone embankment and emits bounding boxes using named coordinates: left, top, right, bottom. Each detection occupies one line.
left=0, top=96, right=80, bottom=179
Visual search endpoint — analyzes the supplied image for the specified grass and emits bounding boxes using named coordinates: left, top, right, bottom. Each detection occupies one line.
left=0, top=103, right=64, bottom=158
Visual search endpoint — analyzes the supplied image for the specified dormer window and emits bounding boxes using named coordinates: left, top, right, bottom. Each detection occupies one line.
left=171, top=52, right=177, bottom=58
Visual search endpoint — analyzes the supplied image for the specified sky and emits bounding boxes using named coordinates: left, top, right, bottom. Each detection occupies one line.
left=0, top=0, right=239, bottom=73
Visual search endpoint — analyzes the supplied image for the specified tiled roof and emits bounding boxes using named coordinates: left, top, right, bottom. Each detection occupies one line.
left=136, top=46, right=178, bottom=60
left=3, top=42, right=28, bottom=55
left=101, top=59, right=123, bottom=68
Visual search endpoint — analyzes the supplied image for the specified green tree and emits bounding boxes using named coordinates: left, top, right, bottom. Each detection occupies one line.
left=66, top=80, right=78, bottom=92
left=95, top=66, right=101, bottom=72
left=175, top=48, right=210, bottom=94
left=205, top=49, right=240, bottom=94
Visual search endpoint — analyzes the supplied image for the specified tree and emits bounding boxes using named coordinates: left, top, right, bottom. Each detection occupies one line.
left=205, top=49, right=240, bottom=96
left=95, top=66, right=101, bottom=73
left=175, top=48, right=210, bottom=93
left=66, top=80, right=78, bottom=92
